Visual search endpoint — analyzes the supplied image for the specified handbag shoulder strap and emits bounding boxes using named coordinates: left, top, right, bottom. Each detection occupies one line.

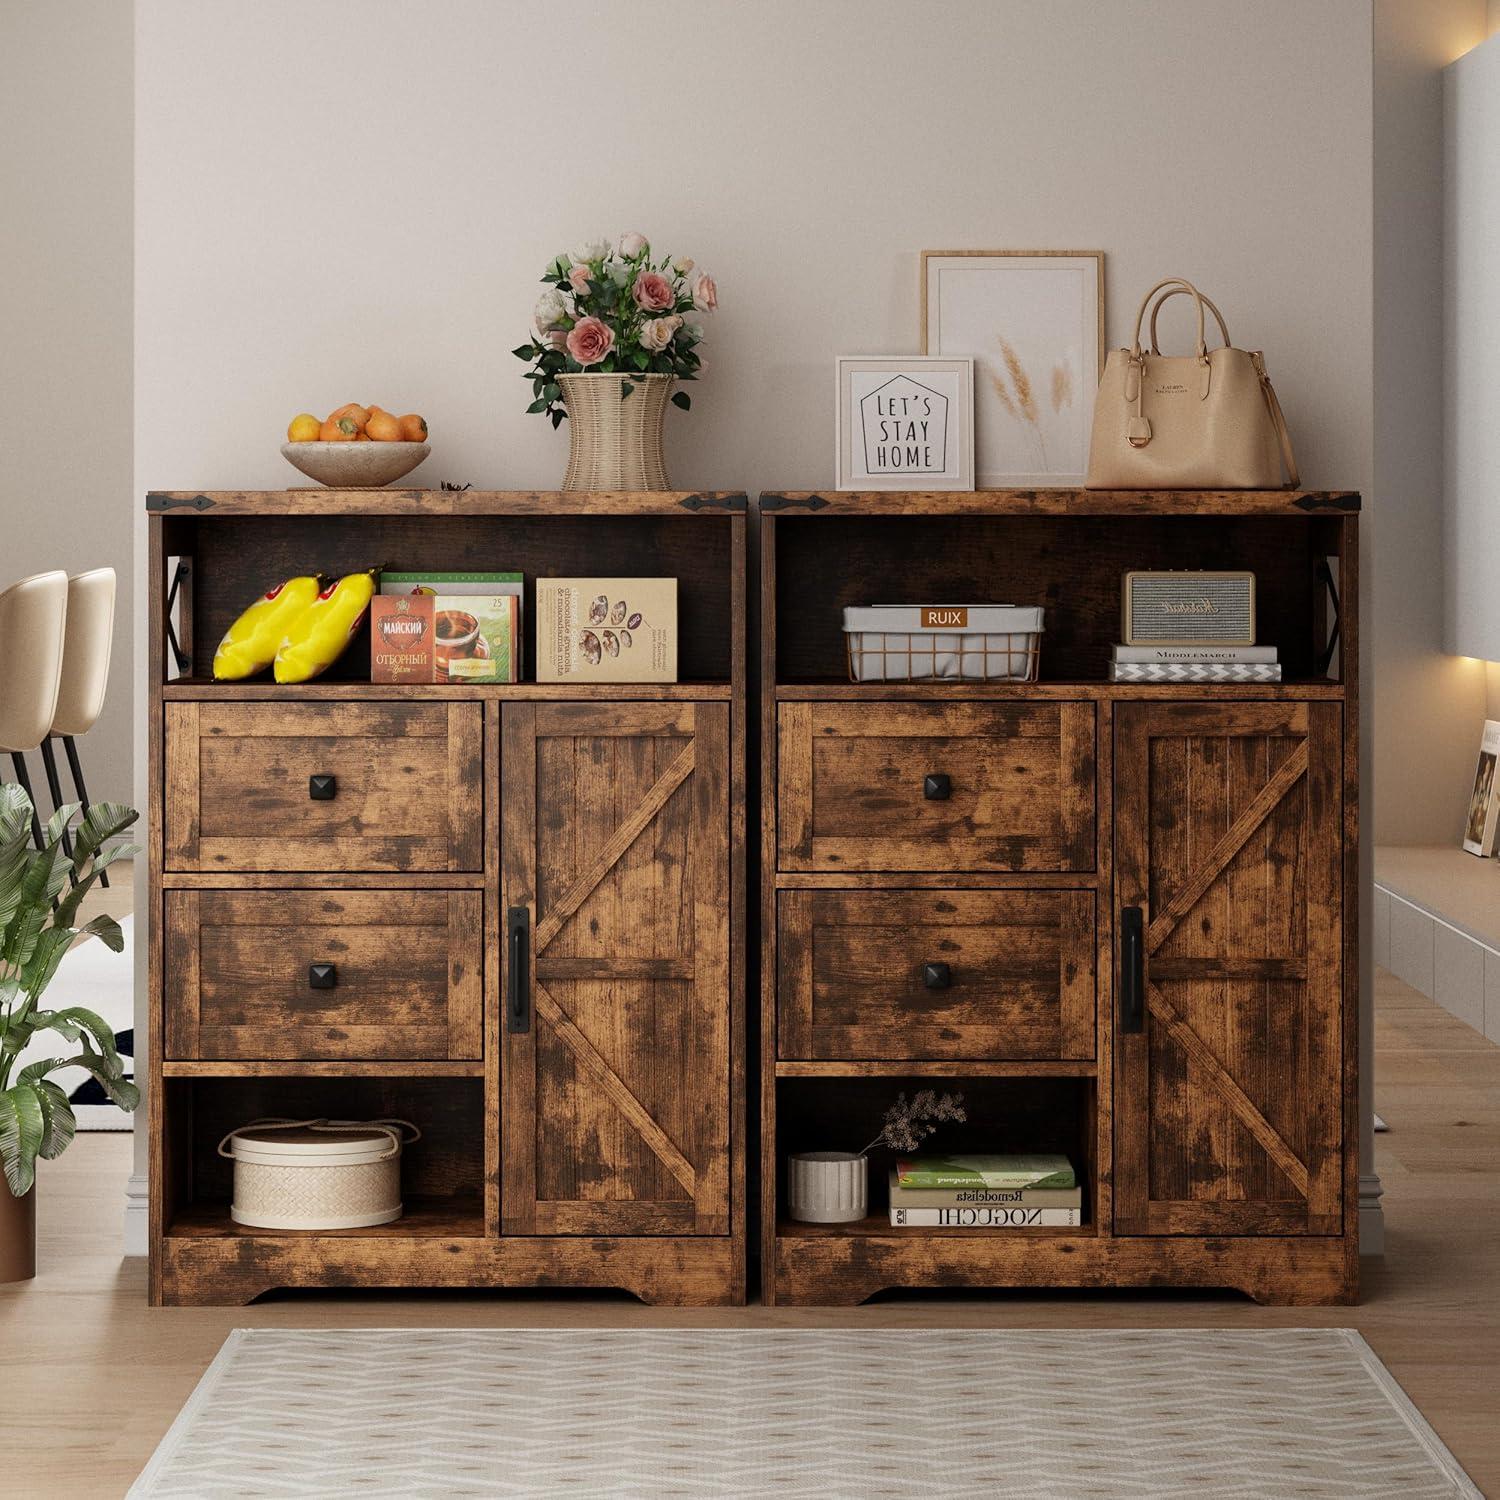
left=1251, top=352, right=1300, bottom=488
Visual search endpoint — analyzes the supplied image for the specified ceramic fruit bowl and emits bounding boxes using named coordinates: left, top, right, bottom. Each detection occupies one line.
left=281, top=441, right=430, bottom=488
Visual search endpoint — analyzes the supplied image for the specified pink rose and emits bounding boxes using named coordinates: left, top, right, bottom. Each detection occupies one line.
left=566, top=316, right=615, bottom=367
left=692, top=272, right=718, bottom=312
left=632, top=271, right=675, bottom=312
left=545, top=328, right=568, bottom=351
left=617, top=231, right=649, bottom=258
left=567, top=263, right=592, bottom=294
left=639, top=315, right=682, bottom=352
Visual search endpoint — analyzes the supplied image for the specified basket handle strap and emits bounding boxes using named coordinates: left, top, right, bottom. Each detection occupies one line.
left=216, top=1117, right=421, bottom=1161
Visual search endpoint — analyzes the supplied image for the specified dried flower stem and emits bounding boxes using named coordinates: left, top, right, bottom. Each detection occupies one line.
left=858, top=1089, right=967, bottom=1157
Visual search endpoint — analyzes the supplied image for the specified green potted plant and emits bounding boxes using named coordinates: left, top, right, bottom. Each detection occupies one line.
left=0, top=783, right=138, bottom=1282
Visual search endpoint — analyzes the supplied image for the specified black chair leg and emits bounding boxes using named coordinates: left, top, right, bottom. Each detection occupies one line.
left=62, top=734, right=108, bottom=887
left=39, top=739, right=78, bottom=885
left=9, top=751, right=46, bottom=852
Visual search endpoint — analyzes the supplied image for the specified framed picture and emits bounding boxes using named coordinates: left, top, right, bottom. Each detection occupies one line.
left=835, top=355, right=975, bottom=491
left=921, top=250, right=1104, bottom=487
left=1462, top=719, right=1500, bottom=856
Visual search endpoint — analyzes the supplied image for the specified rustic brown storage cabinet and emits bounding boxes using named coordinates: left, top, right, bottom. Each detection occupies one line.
left=146, top=488, right=747, bottom=1306
left=760, top=488, right=1360, bottom=1305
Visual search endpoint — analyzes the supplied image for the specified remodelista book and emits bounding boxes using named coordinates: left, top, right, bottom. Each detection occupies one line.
left=886, top=1169, right=1081, bottom=1209
left=894, top=1155, right=1075, bottom=1191
left=889, top=1205, right=1082, bottom=1227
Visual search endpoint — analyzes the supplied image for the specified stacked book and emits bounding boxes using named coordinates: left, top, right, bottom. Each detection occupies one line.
left=1108, top=643, right=1281, bottom=683
left=888, top=1155, right=1081, bottom=1227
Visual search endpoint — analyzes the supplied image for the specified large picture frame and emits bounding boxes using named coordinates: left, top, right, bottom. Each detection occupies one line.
left=835, top=355, right=975, bottom=491
left=921, top=250, right=1104, bottom=488
left=1462, top=719, right=1500, bottom=856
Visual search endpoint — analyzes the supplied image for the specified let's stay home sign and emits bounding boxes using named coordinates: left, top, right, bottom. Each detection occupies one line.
left=859, top=374, right=951, bottom=475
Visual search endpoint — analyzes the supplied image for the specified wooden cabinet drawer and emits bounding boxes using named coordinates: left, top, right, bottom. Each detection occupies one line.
left=777, top=701, right=1095, bottom=871
left=164, top=889, right=482, bottom=1060
left=778, top=889, right=1095, bottom=1060
left=165, top=702, right=482, bottom=872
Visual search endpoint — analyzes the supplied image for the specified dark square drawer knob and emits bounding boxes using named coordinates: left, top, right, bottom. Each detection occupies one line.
left=309, top=774, right=337, bottom=801
left=308, top=963, right=337, bottom=990
left=922, top=962, right=952, bottom=990
left=923, top=773, right=952, bottom=801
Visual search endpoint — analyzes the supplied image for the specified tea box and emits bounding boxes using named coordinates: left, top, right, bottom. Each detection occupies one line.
left=535, top=578, right=677, bottom=683
left=374, top=571, right=522, bottom=683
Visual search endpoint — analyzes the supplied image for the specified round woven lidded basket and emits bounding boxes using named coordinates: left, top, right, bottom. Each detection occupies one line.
left=218, top=1118, right=419, bottom=1231
left=558, top=371, right=674, bottom=491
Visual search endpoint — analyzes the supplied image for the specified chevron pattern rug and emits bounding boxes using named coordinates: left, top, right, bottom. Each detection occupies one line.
left=129, top=1327, right=1478, bottom=1498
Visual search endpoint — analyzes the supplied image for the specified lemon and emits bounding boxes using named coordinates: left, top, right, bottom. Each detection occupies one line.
left=287, top=412, right=321, bottom=443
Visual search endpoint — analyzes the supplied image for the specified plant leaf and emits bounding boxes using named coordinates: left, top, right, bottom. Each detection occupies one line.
left=671, top=392, right=691, bottom=411
left=0, top=1084, right=45, bottom=1195
left=30, top=1007, right=124, bottom=1069
left=34, top=1079, right=75, bottom=1160
left=69, top=802, right=138, bottom=874
left=620, top=380, right=634, bottom=399
left=51, top=1052, right=138, bottom=1111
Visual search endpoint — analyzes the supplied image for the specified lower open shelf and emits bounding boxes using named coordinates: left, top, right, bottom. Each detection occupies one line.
left=168, top=1196, right=485, bottom=1239
left=778, top=1215, right=1094, bottom=1239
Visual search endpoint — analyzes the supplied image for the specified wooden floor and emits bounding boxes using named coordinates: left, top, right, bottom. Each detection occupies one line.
left=3, top=963, right=1496, bottom=1497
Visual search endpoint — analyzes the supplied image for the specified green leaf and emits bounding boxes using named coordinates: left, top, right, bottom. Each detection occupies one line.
left=543, top=383, right=560, bottom=402
left=0, top=1084, right=45, bottom=1195
left=43, top=802, right=80, bottom=849
left=79, top=913, right=124, bottom=952
left=526, top=398, right=550, bottom=414
left=620, top=380, right=635, bottom=399
left=69, top=802, right=137, bottom=874
left=32, top=1007, right=124, bottom=1069
left=550, top=409, right=565, bottom=429
left=671, top=392, right=692, bottom=411
left=35, top=1080, right=75, bottom=1160
left=632, top=351, right=650, bottom=371
left=511, top=343, right=538, bottom=360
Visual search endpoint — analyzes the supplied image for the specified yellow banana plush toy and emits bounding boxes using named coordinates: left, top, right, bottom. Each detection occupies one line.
left=212, top=574, right=325, bottom=680
left=273, top=568, right=380, bottom=684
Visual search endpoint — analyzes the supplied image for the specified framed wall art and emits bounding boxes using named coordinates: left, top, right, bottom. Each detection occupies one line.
left=1462, top=719, right=1500, bottom=856
left=835, top=355, right=975, bottom=491
left=921, top=250, right=1104, bottom=487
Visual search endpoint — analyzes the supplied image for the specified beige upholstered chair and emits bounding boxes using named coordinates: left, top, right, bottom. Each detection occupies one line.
left=41, top=568, right=117, bottom=883
left=0, top=570, right=69, bottom=850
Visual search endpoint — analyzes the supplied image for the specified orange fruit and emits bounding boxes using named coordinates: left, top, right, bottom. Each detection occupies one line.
left=366, top=409, right=402, bottom=442
left=355, top=432, right=372, bottom=441
left=319, top=415, right=360, bottom=442
left=329, top=403, right=371, bottom=426
left=398, top=413, right=428, bottom=442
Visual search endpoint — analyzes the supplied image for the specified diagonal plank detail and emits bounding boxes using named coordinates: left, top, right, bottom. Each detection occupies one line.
left=533, top=982, right=697, bottom=1195
left=1147, top=742, right=1308, bottom=953
left=533, top=739, right=695, bottom=954
left=1147, top=981, right=1309, bottom=1196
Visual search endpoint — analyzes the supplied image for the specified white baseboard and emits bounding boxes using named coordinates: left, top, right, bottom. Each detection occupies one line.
left=124, top=1171, right=149, bottom=1257
left=1359, top=1172, right=1385, bottom=1256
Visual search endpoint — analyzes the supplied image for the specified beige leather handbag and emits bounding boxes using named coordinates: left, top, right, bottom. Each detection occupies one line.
left=1085, top=278, right=1298, bottom=489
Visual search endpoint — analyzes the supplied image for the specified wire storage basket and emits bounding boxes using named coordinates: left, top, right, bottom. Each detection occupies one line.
left=843, top=605, right=1044, bottom=683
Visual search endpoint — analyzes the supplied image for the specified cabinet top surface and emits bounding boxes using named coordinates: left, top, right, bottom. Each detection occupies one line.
left=145, top=489, right=748, bottom=518
left=761, top=489, right=1360, bottom=517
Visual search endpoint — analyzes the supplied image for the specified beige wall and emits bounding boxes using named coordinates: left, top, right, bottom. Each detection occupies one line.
left=1, top=0, right=133, bottom=802
left=1372, top=0, right=1492, bottom=847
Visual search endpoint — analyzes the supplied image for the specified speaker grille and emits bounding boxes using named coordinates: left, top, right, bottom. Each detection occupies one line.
left=1125, top=574, right=1254, bottom=644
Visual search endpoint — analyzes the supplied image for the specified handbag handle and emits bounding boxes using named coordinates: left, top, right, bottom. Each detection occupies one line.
left=217, top=1117, right=422, bottom=1162
left=1130, top=278, right=1209, bottom=360
left=1148, top=286, right=1231, bottom=355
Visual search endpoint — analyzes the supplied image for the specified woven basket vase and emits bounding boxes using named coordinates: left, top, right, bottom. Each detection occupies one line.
left=558, top=372, right=674, bottom=491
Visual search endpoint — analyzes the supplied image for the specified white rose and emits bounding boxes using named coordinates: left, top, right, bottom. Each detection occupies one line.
left=534, top=289, right=568, bottom=331
left=680, top=323, right=703, bottom=343
left=672, top=255, right=694, bottom=275
left=606, top=259, right=632, bottom=288
left=617, top=231, right=649, bottom=258
left=572, top=237, right=610, bottom=264
left=639, top=315, right=682, bottom=352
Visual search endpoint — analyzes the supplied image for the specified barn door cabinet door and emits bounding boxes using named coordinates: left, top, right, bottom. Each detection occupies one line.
left=1113, top=701, right=1343, bottom=1237
left=499, top=702, right=730, bottom=1237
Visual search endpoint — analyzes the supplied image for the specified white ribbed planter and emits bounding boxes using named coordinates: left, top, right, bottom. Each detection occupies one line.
left=787, top=1151, right=868, bottom=1224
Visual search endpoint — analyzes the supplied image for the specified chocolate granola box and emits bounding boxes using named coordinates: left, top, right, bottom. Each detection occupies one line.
left=536, top=578, right=677, bottom=683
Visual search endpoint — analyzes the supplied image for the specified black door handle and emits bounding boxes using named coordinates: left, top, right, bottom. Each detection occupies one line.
left=1119, top=906, right=1145, bottom=1034
left=921, top=962, right=952, bottom=989
left=923, top=773, right=952, bottom=801
left=308, top=962, right=337, bottom=990
left=506, top=907, right=531, bottom=1034
left=309, top=774, right=337, bottom=801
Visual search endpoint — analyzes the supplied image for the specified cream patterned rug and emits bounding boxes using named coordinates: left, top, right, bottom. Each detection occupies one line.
left=129, top=1328, right=1478, bottom=1498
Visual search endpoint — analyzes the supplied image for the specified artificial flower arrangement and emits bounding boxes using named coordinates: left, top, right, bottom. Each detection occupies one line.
left=513, top=233, right=719, bottom=427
